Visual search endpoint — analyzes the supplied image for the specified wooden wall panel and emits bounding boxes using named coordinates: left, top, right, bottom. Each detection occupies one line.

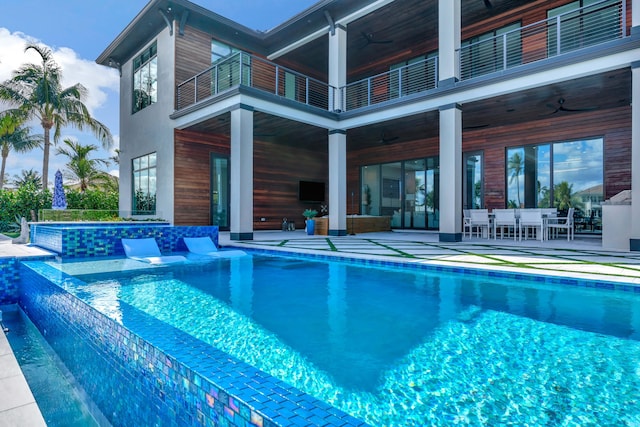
left=174, top=129, right=328, bottom=229
left=175, top=26, right=212, bottom=86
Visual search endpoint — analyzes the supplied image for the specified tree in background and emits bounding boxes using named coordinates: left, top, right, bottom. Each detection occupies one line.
left=56, top=138, right=111, bottom=192
left=0, top=112, right=42, bottom=189
left=12, top=168, right=42, bottom=190
left=507, top=152, right=523, bottom=208
left=0, top=44, right=113, bottom=187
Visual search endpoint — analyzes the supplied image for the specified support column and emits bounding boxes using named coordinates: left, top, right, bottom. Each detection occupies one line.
left=329, top=129, right=347, bottom=236
left=439, top=104, right=463, bottom=242
left=633, top=0, right=640, bottom=31
left=438, top=0, right=461, bottom=86
left=230, top=104, right=254, bottom=241
left=328, top=25, right=347, bottom=112
left=630, top=63, right=640, bottom=250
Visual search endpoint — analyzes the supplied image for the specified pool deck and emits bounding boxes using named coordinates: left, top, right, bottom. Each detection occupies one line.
left=1, top=229, right=640, bottom=426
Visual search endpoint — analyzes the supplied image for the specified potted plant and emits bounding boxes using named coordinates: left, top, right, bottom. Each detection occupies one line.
left=303, top=209, right=318, bottom=235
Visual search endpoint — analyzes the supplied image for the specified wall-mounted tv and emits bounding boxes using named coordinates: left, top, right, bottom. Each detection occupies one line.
left=298, top=180, right=325, bottom=202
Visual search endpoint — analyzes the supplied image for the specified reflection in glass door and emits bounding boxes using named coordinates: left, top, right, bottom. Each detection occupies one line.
left=361, top=157, right=439, bottom=230
left=210, top=154, right=229, bottom=230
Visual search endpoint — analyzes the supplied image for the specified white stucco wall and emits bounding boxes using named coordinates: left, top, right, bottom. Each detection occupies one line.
left=119, top=25, right=176, bottom=223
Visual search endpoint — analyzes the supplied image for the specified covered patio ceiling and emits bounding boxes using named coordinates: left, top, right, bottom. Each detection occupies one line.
left=278, top=0, right=536, bottom=82
left=184, top=68, right=630, bottom=152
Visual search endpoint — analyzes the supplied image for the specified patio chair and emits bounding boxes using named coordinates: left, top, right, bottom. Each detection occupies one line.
left=469, top=209, right=491, bottom=238
left=518, top=209, right=544, bottom=241
left=547, top=207, right=575, bottom=240
left=183, top=236, right=247, bottom=258
left=121, top=238, right=187, bottom=264
left=463, top=209, right=472, bottom=238
left=493, top=209, right=517, bottom=240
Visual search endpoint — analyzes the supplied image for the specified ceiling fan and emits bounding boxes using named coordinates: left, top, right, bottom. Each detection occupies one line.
left=378, top=131, right=399, bottom=145
left=360, top=32, right=393, bottom=49
left=544, top=98, right=598, bottom=115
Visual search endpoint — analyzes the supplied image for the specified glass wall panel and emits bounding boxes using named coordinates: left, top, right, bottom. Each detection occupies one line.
left=506, top=147, right=525, bottom=208
left=210, top=155, right=230, bottom=229
left=506, top=138, right=603, bottom=233
left=464, top=152, right=483, bottom=209
left=405, top=159, right=426, bottom=228
left=381, top=163, right=402, bottom=227
left=361, top=165, right=380, bottom=216
left=553, top=138, right=603, bottom=232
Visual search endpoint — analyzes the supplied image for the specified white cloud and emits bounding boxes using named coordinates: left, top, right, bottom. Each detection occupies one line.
left=0, top=28, right=119, bottom=115
left=0, top=28, right=120, bottom=183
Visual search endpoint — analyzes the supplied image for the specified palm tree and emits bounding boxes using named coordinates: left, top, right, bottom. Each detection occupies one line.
left=0, top=124, right=42, bottom=190
left=507, top=152, right=523, bottom=207
left=0, top=44, right=113, bottom=187
left=56, top=139, right=110, bottom=192
left=13, top=168, right=42, bottom=189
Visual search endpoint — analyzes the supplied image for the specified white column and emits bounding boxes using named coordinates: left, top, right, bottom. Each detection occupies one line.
left=631, top=64, right=640, bottom=250
left=438, top=0, right=461, bottom=84
left=230, top=105, right=254, bottom=241
left=329, top=130, right=347, bottom=235
left=328, top=25, right=347, bottom=111
left=439, top=104, right=463, bottom=242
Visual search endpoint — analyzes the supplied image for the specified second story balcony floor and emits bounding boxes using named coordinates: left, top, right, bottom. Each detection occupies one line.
left=175, top=0, right=631, bottom=115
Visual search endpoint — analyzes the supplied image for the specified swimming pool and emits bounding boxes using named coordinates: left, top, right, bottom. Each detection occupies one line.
left=46, top=252, right=640, bottom=426
left=3, top=308, right=103, bottom=426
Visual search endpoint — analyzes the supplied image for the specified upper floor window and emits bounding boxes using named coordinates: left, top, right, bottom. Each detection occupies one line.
left=132, top=42, right=157, bottom=113
left=211, top=40, right=239, bottom=63
left=132, top=152, right=157, bottom=215
left=460, top=22, right=522, bottom=80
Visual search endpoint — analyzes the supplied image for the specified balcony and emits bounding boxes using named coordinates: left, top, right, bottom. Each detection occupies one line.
left=176, top=53, right=336, bottom=111
left=175, top=0, right=625, bottom=114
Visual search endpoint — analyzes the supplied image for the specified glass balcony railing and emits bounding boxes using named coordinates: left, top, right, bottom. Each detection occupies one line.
left=176, top=52, right=336, bottom=111
left=176, top=0, right=625, bottom=113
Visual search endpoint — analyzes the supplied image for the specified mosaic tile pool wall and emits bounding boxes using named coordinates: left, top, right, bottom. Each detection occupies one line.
left=0, top=258, right=20, bottom=305
left=29, top=223, right=219, bottom=258
left=18, top=261, right=366, bottom=427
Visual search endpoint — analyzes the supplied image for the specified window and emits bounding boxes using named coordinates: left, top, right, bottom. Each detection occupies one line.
left=211, top=39, right=250, bottom=92
left=132, top=153, right=157, bottom=215
left=547, top=0, right=620, bottom=57
left=506, top=138, right=603, bottom=232
left=464, top=152, right=483, bottom=209
left=132, top=42, right=157, bottom=113
left=460, top=22, right=522, bottom=79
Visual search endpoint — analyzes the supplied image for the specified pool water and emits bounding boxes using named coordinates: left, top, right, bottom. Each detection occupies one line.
left=3, top=309, right=103, bottom=427
left=59, top=254, right=640, bottom=426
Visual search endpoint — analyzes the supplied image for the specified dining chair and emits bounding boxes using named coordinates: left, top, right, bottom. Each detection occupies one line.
left=463, top=209, right=472, bottom=238
left=470, top=209, right=491, bottom=238
left=547, top=207, right=575, bottom=240
left=519, top=209, right=544, bottom=241
left=493, top=209, right=517, bottom=240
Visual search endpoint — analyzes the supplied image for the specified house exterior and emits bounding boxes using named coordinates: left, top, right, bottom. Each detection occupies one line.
left=97, top=0, right=640, bottom=248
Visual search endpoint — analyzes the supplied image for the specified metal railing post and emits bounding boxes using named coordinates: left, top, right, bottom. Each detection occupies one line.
left=275, top=66, right=279, bottom=96
left=503, top=33, right=508, bottom=71
left=305, top=77, right=309, bottom=104
left=367, top=79, right=371, bottom=106
left=556, top=15, right=562, bottom=56
left=194, top=76, right=198, bottom=103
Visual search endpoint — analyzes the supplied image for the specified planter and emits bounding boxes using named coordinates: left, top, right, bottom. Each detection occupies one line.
left=305, top=219, right=316, bottom=235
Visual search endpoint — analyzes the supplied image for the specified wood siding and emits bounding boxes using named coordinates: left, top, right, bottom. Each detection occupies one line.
left=174, top=129, right=328, bottom=229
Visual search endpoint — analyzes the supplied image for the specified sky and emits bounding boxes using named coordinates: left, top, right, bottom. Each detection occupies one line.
left=0, top=0, right=317, bottom=186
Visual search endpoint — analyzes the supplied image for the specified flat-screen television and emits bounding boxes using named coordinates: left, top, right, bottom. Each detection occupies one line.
left=298, top=180, right=325, bottom=202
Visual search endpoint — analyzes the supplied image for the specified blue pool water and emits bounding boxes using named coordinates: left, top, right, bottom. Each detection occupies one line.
left=57, top=253, right=640, bottom=426
left=3, top=309, right=103, bottom=427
